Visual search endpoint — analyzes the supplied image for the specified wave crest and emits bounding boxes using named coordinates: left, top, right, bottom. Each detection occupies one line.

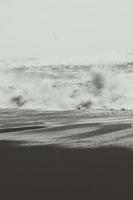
left=0, top=62, right=133, bottom=110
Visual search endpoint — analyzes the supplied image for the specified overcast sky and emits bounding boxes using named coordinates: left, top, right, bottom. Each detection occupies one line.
left=0, top=0, right=133, bottom=59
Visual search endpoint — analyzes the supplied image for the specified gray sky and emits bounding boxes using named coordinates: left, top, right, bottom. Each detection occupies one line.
left=0, top=0, right=133, bottom=59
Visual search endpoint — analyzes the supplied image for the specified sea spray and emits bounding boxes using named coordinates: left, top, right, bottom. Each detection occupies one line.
left=0, top=59, right=133, bottom=110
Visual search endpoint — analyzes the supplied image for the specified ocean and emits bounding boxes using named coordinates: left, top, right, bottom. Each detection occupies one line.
left=0, top=55, right=133, bottom=149
left=1, top=55, right=133, bottom=111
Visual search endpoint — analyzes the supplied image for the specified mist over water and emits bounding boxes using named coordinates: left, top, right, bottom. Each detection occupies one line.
left=0, top=56, right=133, bottom=111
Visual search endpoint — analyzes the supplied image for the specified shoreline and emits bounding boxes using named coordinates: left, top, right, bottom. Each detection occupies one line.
left=0, top=109, right=133, bottom=149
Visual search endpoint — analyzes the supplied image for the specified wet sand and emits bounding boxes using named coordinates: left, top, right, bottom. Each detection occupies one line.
left=0, top=109, right=133, bottom=199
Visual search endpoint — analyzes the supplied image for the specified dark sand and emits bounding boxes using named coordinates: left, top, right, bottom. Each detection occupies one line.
left=0, top=109, right=133, bottom=199
left=0, top=141, right=133, bottom=200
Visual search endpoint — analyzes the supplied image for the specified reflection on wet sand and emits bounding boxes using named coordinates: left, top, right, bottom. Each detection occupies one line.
left=0, top=109, right=133, bottom=149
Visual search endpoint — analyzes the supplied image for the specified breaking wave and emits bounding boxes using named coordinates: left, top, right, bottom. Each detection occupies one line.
left=0, top=56, right=133, bottom=111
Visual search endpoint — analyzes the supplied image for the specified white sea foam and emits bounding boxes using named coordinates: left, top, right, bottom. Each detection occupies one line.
left=0, top=55, right=133, bottom=110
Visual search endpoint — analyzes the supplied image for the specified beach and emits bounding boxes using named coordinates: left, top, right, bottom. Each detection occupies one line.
left=0, top=109, right=133, bottom=199
left=1, top=0, right=133, bottom=198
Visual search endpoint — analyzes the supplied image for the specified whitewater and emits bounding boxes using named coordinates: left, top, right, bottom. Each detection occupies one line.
left=1, top=54, right=133, bottom=111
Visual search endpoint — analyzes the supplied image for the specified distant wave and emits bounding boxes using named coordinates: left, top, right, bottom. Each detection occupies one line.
left=0, top=57, right=133, bottom=111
